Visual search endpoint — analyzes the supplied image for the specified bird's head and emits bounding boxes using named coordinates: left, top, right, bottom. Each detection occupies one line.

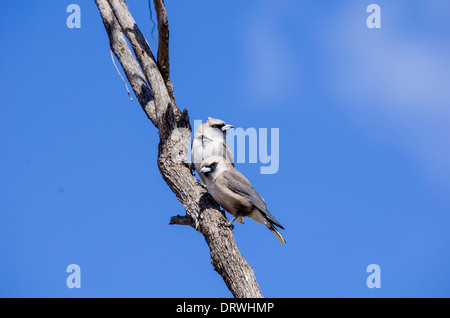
left=199, top=156, right=228, bottom=178
left=207, top=117, right=234, bottom=133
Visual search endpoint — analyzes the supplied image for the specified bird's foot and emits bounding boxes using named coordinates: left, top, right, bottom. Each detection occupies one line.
left=221, top=221, right=235, bottom=230
left=197, top=180, right=207, bottom=190
left=221, top=214, right=240, bottom=230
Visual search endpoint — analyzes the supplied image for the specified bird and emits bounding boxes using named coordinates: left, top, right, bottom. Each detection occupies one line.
left=199, top=156, right=286, bottom=243
left=191, top=117, right=234, bottom=184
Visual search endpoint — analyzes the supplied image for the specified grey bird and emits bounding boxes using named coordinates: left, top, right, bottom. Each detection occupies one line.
left=191, top=117, right=234, bottom=184
left=199, top=156, right=286, bottom=243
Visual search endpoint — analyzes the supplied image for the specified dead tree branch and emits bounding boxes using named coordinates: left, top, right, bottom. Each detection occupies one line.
left=95, top=0, right=263, bottom=298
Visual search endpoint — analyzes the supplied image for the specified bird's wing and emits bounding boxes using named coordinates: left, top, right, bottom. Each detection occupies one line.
left=222, top=142, right=234, bottom=167
left=222, top=170, right=284, bottom=229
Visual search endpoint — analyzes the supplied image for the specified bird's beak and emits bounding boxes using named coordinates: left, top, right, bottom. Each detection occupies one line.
left=221, top=124, right=234, bottom=131
left=200, top=167, right=212, bottom=174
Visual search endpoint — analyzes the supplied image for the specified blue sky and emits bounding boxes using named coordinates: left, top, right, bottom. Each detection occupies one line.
left=1, top=0, right=449, bottom=297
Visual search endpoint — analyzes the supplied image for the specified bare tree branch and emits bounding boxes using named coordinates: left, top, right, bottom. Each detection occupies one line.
left=153, top=0, right=175, bottom=101
left=96, top=0, right=158, bottom=125
left=107, top=0, right=176, bottom=128
left=95, top=0, right=263, bottom=298
left=169, top=215, right=193, bottom=226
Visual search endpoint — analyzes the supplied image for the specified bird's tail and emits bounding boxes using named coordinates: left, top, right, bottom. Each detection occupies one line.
left=268, top=223, right=286, bottom=243
left=249, top=209, right=286, bottom=243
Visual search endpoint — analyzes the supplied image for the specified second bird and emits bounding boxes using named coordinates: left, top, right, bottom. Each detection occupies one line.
left=200, top=156, right=286, bottom=243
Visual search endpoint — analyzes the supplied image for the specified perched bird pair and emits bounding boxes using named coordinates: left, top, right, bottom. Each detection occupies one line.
left=192, top=117, right=286, bottom=243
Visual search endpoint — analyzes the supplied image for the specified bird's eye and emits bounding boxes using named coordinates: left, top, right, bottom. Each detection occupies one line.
left=211, top=162, right=217, bottom=169
left=212, top=124, right=224, bottom=129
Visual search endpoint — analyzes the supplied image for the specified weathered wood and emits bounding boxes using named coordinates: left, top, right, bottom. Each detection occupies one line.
left=153, top=0, right=175, bottom=101
left=95, top=0, right=263, bottom=298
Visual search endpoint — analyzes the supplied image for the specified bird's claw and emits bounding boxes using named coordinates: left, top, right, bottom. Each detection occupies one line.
left=221, top=221, right=234, bottom=230
left=194, top=219, right=200, bottom=231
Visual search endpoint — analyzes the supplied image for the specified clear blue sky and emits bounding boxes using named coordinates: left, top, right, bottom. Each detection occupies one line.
left=1, top=0, right=449, bottom=297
